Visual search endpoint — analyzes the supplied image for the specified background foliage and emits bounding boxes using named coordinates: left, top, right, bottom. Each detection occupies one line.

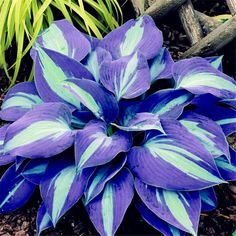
left=0, top=0, right=122, bottom=88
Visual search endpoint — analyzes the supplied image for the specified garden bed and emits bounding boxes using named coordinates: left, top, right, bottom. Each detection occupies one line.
left=0, top=0, right=235, bottom=235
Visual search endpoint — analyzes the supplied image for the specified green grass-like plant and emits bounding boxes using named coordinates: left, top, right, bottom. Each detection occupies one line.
left=0, top=0, right=122, bottom=88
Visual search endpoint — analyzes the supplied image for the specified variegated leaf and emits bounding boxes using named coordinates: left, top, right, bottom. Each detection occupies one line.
left=75, top=120, right=132, bottom=169
left=99, top=15, right=163, bottom=60
left=139, top=89, right=194, bottom=119
left=33, top=19, right=91, bottom=61
left=112, top=112, right=164, bottom=132
left=0, top=164, right=36, bottom=213
left=174, top=57, right=236, bottom=99
left=61, top=79, right=119, bottom=123
left=206, top=56, right=223, bottom=71
left=149, top=47, right=174, bottom=83
left=0, top=124, right=15, bottom=165
left=40, top=157, right=93, bottom=226
left=83, top=47, right=112, bottom=83
left=215, top=148, right=236, bottom=181
left=34, top=46, right=93, bottom=106
left=36, top=203, right=53, bottom=236
left=192, top=94, right=236, bottom=136
left=84, top=155, right=127, bottom=204
left=199, top=188, right=217, bottom=212
left=179, top=112, right=230, bottom=159
left=127, top=120, right=225, bottom=190
left=100, top=51, right=151, bottom=100
left=136, top=200, right=185, bottom=236
left=85, top=168, right=134, bottom=236
left=22, top=159, right=49, bottom=184
left=4, top=103, right=74, bottom=158
left=135, top=179, right=200, bottom=235
left=0, top=82, right=43, bottom=121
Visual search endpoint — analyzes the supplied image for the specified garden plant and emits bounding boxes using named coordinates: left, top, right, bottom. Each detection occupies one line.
left=0, top=15, right=236, bottom=236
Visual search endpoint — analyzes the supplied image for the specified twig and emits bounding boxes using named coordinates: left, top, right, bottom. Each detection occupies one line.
left=226, top=0, right=236, bottom=15
left=195, top=10, right=221, bottom=34
left=178, top=0, right=203, bottom=45
left=145, top=0, right=187, bottom=20
left=182, top=14, right=236, bottom=57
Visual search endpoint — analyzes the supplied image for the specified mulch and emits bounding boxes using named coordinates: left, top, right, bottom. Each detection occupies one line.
left=0, top=0, right=236, bottom=235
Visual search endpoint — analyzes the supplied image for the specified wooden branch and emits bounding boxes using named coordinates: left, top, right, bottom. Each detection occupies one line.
left=195, top=10, right=221, bottom=34
left=182, top=14, right=236, bottom=58
left=178, top=0, right=203, bottom=45
left=145, top=0, right=187, bottom=20
left=130, top=0, right=145, bottom=17
left=226, top=0, right=236, bottom=15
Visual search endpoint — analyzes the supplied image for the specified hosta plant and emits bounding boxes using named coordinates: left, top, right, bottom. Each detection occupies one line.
left=0, top=15, right=236, bottom=236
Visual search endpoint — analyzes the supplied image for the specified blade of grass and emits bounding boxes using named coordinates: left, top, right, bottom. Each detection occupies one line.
left=33, top=0, right=52, bottom=28
left=54, top=0, right=72, bottom=22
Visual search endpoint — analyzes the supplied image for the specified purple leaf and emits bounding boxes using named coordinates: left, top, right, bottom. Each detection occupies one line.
left=99, top=15, right=163, bottom=60
left=84, top=155, right=127, bottom=204
left=149, top=47, right=174, bottom=83
left=139, top=89, right=194, bottom=119
left=61, top=79, right=119, bottom=123
left=40, top=157, right=93, bottom=226
left=215, top=148, right=236, bottom=181
left=100, top=51, right=151, bottom=100
left=0, top=164, right=36, bottom=213
left=127, top=120, right=225, bottom=190
left=173, top=57, right=236, bottom=99
left=199, top=187, right=217, bottom=212
left=85, top=168, right=134, bottom=236
left=36, top=203, right=53, bottom=236
left=34, top=46, right=94, bottom=106
left=135, top=200, right=185, bottom=236
left=22, top=159, right=49, bottom=185
left=191, top=94, right=236, bottom=136
left=0, top=82, right=43, bottom=121
left=135, top=178, right=201, bottom=235
left=179, top=112, right=230, bottom=159
left=4, top=103, right=75, bottom=158
left=205, top=56, right=223, bottom=71
left=112, top=112, right=164, bottom=132
left=75, top=120, right=132, bottom=169
left=33, top=19, right=91, bottom=61
left=0, top=124, right=15, bottom=165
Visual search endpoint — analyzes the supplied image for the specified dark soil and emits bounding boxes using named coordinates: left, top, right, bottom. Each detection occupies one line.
left=0, top=0, right=236, bottom=235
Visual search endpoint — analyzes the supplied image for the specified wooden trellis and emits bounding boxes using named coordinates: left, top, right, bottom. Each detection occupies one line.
left=130, top=0, right=236, bottom=58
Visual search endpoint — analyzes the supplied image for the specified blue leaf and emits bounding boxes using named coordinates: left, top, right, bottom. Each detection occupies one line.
left=149, top=47, right=174, bottom=83
left=4, top=103, right=75, bottom=159
left=40, top=156, right=93, bottom=226
left=199, top=188, right=217, bottom=212
left=32, top=19, right=91, bottom=61
left=75, top=120, right=132, bottom=169
left=99, top=15, right=163, bottom=60
left=135, top=178, right=200, bottom=235
left=0, top=82, right=43, bottom=121
left=127, top=119, right=225, bottom=190
left=173, top=57, right=236, bottom=99
left=0, top=164, right=36, bottom=213
left=36, top=203, right=53, bottom=236
left=136, top=200, right=186, bottom=236
left=84, top=155, right=127, bottom=204
left=85, top=168, right=134, bottom=236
